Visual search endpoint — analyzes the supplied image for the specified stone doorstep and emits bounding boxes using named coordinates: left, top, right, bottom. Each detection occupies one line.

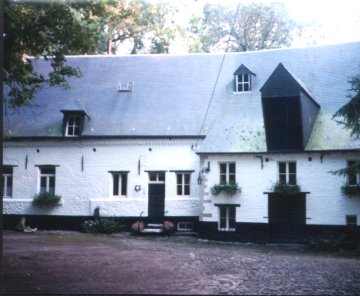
left=142, top=228, right=163, bottom=234
left=147, top=224, right=163, bottom=228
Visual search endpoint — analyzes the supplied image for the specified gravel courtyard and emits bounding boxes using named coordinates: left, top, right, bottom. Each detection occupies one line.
left=3, top=230, right=360, bottom=295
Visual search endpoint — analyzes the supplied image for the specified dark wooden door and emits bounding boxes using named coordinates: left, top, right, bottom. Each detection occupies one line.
left=148, top=184, right=165, bottom=220
left=268, top=193, right=306, bottom=243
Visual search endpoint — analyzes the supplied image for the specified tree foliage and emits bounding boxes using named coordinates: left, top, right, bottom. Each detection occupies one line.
left=187, top=2, right=299, bottom=53
left=333, top=74, right=360, bottom=138
left=330, top=73, right=360, bottom=180
left=4, top=0, right=110, bottom=107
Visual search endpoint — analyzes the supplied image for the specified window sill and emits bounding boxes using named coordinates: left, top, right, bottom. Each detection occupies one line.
left=233, top=91, right=252, bottom=95
left=218, top=228, right=235, bottom=232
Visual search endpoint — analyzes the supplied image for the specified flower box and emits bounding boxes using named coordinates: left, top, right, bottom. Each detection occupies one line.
left=211, top=183, right=241, bottom=196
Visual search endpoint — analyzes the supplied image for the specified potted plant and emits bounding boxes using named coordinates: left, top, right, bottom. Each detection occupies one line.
left=341, top=185, right=360, bottom=197
left=131, top=220, right=145, bottom=235
left=162, top=220, right=175, bottom=235
left=32, top=192, right=61, bottom=207
left=211, top=183, right=241, bottom=196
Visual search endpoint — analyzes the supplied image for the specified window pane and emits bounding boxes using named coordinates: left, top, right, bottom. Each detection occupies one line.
left=229, top=163, right=236, bottom=174
left=6, top=176, right=13, bottom=197
left=3, top=167, right=13, bottom=174
left=41, top=167, right=55, bottom=174
left=149, top=173, right=156, bottom=181
left=220, top=163, right=227, bottom=174
left=40, top=176, right=47, bottom=193
left=158, top=173, right=165, bottom=182
left=121, top=174, right=127, bottom=196
left=244, top=84, right=249, bottom=91
left=49, top=176, right=55, bottom=194
left=177, top=185, right=183, bottom=195
left=229, top=174, right=236, bottom=184
left=238, top=84, right=243, bottom=92
left=289, top=162, right=296, bottom=174
left=184, top=184, right=190, bottom=195
left=113, top=174, right=119, bottom=195
left=229, top=207, right=236, bottom=229
left=279, top=163, right=286, bottom=174
left=220, top=175, right=227, bottom=185
left=244, top=74, right=249, bottom=82
left=219, top=207, right=227, bottom=229
left=184, top=174, right=190, bottom=185
left=74, top=127, right=80, bottom=135
left=176, top=174, right=182, bottom=185
left=238, top=75, right=243, bottom=82
left=279, top=174, right=286, bottom=184
left=288, top=174, right=296, bottom=185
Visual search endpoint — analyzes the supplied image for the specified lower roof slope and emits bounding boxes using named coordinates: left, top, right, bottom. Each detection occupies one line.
left=3, top=41, right=360, bottom=152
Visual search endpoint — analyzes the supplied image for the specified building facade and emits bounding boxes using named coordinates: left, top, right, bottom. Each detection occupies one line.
left=3, top=42, right=360, bottom=242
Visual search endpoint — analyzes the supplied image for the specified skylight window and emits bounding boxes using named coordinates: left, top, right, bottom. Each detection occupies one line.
left=118, top=82, right=134, bottom=92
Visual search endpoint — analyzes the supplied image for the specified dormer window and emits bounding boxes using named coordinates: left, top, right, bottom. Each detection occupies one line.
left=233, top=64, right=255, bottom=93
left=235, top=74, right=251, bottom=92
left=66, top=115, right=81, bottom=136
left=61, top=110, right=89, bottom=137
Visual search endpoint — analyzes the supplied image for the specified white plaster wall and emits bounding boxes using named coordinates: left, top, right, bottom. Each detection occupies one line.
left=200, top=152, right=360, bottom=226
left=3, top=139, right=202, bottom=217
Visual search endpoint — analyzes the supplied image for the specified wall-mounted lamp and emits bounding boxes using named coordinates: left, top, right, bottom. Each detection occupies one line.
left=202, top=161, right=211, bottom=174
left=134, top=185, right=141, bottom=192
left=197, top=172, right=203, bottom=185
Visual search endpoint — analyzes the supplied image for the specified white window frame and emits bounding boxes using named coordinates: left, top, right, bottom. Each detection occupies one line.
left=39, top=167, right=56, bottom=194
left=177, top=222, right=193, bottom=232
left=111, top=172, right=128, bottom=197
left=234, top=74, right=251, bottom=93
left=218, top=206, right=236, bottom=232
left=219, top=162, right=236, bottom=185
left=66, top=115, right=81, bottom=136
left=2, top=167, right=13, bottom=198
left=278, top=161, right=297, bottom=185
left=176, top=173, right=191, bottom=196
left=347, top=160, right=360, bottom=186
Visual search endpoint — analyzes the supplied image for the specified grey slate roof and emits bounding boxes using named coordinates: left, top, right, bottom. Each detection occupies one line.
left=3, top=41, right=360, bottom=153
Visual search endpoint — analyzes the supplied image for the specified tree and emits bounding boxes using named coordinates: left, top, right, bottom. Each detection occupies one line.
left=333, top=74, right=360, bottom=138
left=3, top=0, right=111, bottom=108
left=103, top=0, right=180, bottom=54
left=187, top=2, right=299, bottom=53
left=331, top=73, right=360, bottom=180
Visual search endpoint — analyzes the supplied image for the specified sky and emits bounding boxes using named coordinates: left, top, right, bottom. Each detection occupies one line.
left=165, top=0, right=360, bottom=49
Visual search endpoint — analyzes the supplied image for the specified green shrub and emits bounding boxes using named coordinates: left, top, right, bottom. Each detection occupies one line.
left=271, top=182, right=301, bottom=195
left=81, top=218, right=124, bottom=234
left=32, top=192, right=61, bottom=207
left=341, top=185, right=360, bottom=197
left=211, top=183, right=241, bottom=195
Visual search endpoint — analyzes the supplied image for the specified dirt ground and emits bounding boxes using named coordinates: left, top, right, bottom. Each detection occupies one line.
left=2, top=230, right=360, bottom=295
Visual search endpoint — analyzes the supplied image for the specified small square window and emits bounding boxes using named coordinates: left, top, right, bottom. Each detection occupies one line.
left=346, top=215, right=357, bottom=226
left=177, top=222, right=193, bottom=232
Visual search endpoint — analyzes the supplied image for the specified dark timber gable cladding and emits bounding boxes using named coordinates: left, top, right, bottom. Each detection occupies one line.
left=260, top=63, right=320, bottom=151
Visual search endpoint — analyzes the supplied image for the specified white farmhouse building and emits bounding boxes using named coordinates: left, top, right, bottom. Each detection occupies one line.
left=3, top=42, right=360, bottom=242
